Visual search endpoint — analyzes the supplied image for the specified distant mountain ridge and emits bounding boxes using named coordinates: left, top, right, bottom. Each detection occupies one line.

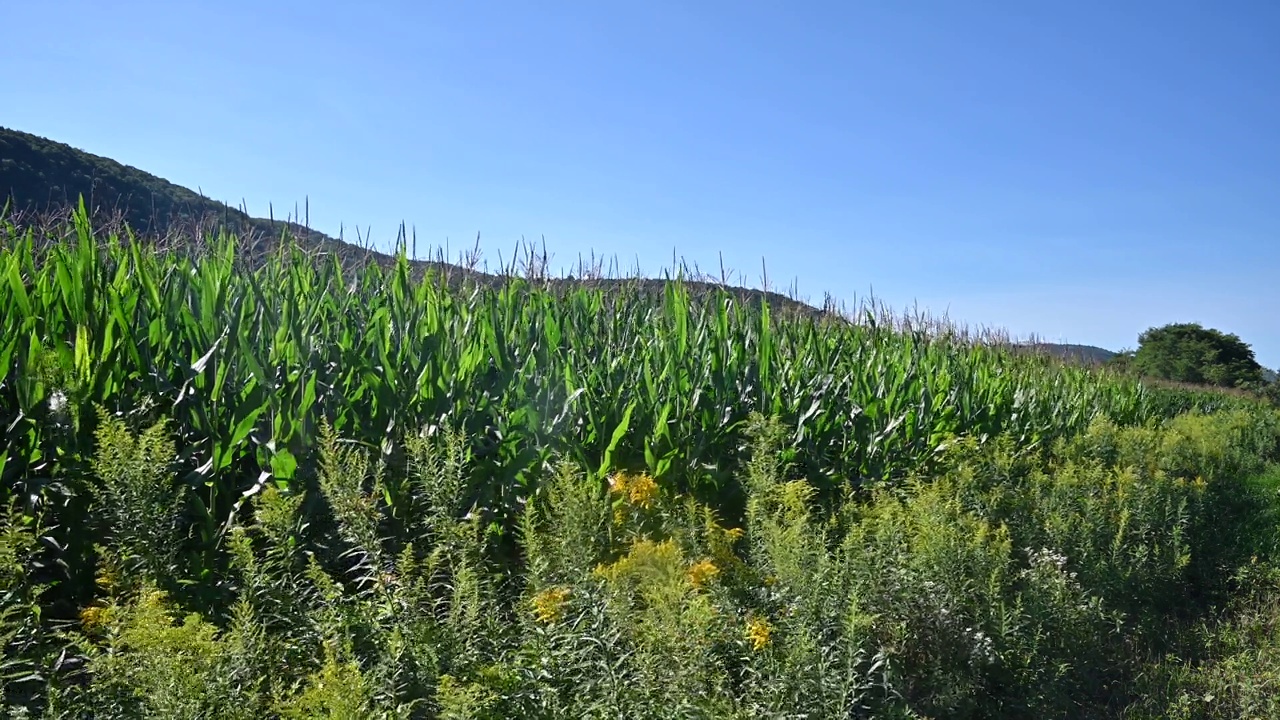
left=1023, top=343, right=1118, bottom=366
left=0, top=126, right=831, bottom=320
left=0, top=126, right=382, bottom=266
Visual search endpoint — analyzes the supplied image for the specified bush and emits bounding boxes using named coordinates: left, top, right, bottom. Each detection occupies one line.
left=5, top=407, right=1280, bottom=717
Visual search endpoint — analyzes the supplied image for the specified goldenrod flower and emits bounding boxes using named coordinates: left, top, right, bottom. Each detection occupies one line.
left=745, top=616, right=773, bottom=651
left=628, top=473, right=659, bottom=508
left=686, top=559, right=720, bottom=589
left=595, top=538, right=680, bottom=585
left=79, top=605, right=107, bottom=633
left=610, top=471, right=659, bottom=509
left=95, top=567, right=118, bottom=593
left=531, top=586, right=572, bottom=623
left=138, top=589, right=170, bottom=612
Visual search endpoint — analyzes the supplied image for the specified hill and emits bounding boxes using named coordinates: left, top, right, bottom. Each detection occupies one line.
left=1022, top=342, right=1117, bottom=366
left=0, top=126, right=828, bottom=321
left=0, top=126, right=389, bottom=268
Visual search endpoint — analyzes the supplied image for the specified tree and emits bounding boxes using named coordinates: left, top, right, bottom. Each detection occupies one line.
left=1131, top=322, right=1264, bottom=388
left=1262, top=378, right=1280, bottom=407
left=1105, top=350, right=1136, bottom=375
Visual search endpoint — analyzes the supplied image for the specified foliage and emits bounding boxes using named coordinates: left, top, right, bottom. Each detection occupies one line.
left=0, top=405, right=1275, bottom=717
left=0, top=210, right=1261, bottom=556
left=0, top=501, right=58, bottom=711
left=1123, top=468, right=1280, bottom=720
left=1259, top=375, right=1280, bottom=408
left=2, top=213, right=1280, bottom=716
left=1131, top=322, right=1265, bottom=389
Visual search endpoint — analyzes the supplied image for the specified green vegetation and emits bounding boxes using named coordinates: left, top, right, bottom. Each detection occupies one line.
left=1109, top=322, right=1267, bottom=390
left=1123, top=462, right=1280, bottom=719
left=2, top=209, right=1280, bottom=718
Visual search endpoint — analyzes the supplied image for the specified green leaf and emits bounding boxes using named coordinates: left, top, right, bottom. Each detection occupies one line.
left=270, top=448, right=298, bottom=482
left=6, top=259, right=30, bottom=317
left=600, top=399, right=636, bottom=479
left=220, top=405, right=267, bottom=472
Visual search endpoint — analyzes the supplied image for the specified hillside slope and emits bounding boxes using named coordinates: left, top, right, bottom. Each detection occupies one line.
left=0, top=126, right=387, bottom=266
left=1024, top=342, right=1117, bottom=365
left=0, top=126, right=826, bottom=319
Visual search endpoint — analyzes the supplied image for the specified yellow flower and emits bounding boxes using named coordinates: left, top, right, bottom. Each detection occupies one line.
left=745, top=616, right=773, bottom=651
left=595, top=538, right=680, bottom=585
left=628, top=473, right=659, bottom=508
left=138, top=589, right=170, bottom=611
left=686, top=559, right=720, bottom=589
left=610, top=471, right=659, bottom=509
left=609, top=472, right=629, bottom=495
left=531, top=586, right=572, bottom=624
left=95, top=567, right=117, bottom=593
left=79, top=605, right=107, bottom=632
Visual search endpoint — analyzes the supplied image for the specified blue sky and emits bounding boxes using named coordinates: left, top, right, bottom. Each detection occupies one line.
left=4, top=1, right=1278, bottom=367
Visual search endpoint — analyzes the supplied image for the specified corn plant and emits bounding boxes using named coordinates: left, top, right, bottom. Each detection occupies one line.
left=1, top=208, right=1269, bottom=584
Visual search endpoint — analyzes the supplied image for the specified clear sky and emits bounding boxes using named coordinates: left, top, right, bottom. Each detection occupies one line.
left=4, top=1, right=1278, bottom=367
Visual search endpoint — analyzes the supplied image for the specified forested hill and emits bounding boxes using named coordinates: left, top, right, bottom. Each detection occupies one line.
left=0, top=125, right=409, bottom=270
left=0, top=126, right=828, bottom=319
left=1024, top=343, right=1117, bottom=365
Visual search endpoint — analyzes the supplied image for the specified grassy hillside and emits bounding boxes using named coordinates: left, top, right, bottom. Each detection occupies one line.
left=2, top=210, right=1279, bottom=717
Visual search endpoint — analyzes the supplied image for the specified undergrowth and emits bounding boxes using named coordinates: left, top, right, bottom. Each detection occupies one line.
left=1, top=407, right=1277, bottom=718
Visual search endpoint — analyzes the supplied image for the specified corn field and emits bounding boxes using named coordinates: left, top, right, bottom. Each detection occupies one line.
left=0, top=209, right=1250, bottom=518
left=3, top=208, right=1278, bottom=718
